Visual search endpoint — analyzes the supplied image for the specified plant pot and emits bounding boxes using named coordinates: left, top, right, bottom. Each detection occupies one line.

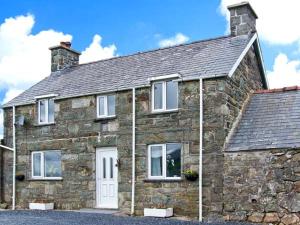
left=144, top=208, right=173, bottom=218
left=29, top=203, right=54, bottom=210
left=15, top=174, right=25, bottom=181
left=184, top=173, right=198, bottom=181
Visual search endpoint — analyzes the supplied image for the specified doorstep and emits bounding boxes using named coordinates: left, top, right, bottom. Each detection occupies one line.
left=75, top=208, right=120, bottom=215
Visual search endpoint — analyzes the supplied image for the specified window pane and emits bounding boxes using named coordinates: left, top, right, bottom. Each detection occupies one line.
left=98, top=97, right=105, bottom=116
left=39, top=100, right=46, bottom=123
left=107, top=95, right=116, bottom=116
left=33, top=153, right=41, bottom=177
left=166, top=81, right=178, bottom=109
left=48, top=99, right=54, bottom=123
left=44, top=151, right=62, bottom=177
left=150, top=146, right=163, bottom=176
left=166, top=144, right=181, bottom=177
left=103, top=158, right=106, bottom=179
left=110, top=157, right=113, bottom=179
left=153, top=83, right=163, bottom=110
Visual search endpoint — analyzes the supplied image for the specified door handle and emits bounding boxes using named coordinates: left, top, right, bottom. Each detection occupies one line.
left=115, top=159, right=121, bottom=167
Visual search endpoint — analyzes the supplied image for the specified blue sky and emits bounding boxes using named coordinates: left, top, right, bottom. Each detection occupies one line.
left=0, top=0, right=226, bottom=54
left=0, top=0, right=300, bottom=137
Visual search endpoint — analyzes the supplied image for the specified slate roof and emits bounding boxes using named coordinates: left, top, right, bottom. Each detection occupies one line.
left=227, top=87, right=300, bottom=151
left=3, top=34, right=254, bottom=108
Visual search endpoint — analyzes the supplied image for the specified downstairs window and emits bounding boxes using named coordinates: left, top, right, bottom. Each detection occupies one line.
left=148, top=143, right=182, bottom=179
left=32, top=151, right=62, bottom=179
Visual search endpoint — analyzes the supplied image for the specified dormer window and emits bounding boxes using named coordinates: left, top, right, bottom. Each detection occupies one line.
left=38, top=98, right=54, bottom=124
left=97, top=95, right=116, bottom=118
left=152, top=80, right=178, bottom=112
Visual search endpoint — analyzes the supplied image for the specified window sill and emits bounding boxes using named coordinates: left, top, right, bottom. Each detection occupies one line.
left=94, top=116, right=117, bottom=122
left=28, top=178, right=63, bottom=181
left=34, top=122, right=56, bottom=127
left=144, top=178, right=183, bottom=183
left=151, top=109, right=179, bottom=115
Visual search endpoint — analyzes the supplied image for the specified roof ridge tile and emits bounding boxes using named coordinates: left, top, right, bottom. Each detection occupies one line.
left=255, top=86, right=300, bottom=94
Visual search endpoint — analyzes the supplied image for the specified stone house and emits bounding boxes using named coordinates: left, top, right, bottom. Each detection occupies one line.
left=0, top=2, right=299, bottom=223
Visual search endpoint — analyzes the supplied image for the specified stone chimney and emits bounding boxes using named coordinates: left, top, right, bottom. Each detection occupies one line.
left=49, top=41, right=81, bottom=72
left=227, top=2, right=258, bottom=36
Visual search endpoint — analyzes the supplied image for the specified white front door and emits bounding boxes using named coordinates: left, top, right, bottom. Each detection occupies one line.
left=96, top=147, right=118, bottom=209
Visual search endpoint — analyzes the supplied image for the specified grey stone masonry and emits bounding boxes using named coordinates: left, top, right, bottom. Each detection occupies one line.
left=228, top=2, right=258, bottom=36
left=224, top=149, right=300, bottom=224
left=49, top=42, right=81, bottom=72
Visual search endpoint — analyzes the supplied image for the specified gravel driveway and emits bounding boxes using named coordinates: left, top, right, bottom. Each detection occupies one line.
left=0, top=210, right=256, bottom=225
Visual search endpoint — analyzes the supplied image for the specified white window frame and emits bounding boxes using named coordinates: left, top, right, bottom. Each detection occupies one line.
left=148, top=143, right=182, bottom=180
left=31, top=150, right=62, bottom=180
left=151, top=80, right=178, bottom=112
left=96, top=95, right=116, bottom=118
left=38, top=98, right=54, bottom=124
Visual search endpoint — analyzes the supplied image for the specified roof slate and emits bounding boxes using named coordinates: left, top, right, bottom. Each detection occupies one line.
left=3, top=34, right=253, bottom=108
left=227, top=89, right=300, bottom=151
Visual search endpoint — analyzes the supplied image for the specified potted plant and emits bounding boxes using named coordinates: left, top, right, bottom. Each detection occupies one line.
left=183, top=169, right=199, bottom=181
left=15, top=173, right=25, bottom=181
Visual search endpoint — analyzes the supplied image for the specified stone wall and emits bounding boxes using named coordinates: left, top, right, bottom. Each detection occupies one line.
left=134, top=80, right=200, bottom=218
left=201, top=47, right=263, bottom=220
left=2, top=91, right=133, bottom=213
left=224, top=149, right=300, bottom=225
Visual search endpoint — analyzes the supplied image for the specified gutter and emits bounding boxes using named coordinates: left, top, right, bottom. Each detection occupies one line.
left=12, top=105, right=16, bottom=210
left=199, top=78, right=203, bottom=222
left=0, top=106, right=17, bottom=210
left=131, top=88, right=136, bottom=215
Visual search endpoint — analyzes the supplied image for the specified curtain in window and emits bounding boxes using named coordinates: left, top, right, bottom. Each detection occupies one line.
left=33, top=153, right=41, bottom=176
left=166, top=81, right=178, bottom=109
left=151, top=146, right=162, bottom=176
left=154, top=83, right=163, bottom=110
left=48, top=99, right=55, bottom=123
left=108, top=95, right=116, bottom=116
left=39, top=100, right=46, bottom=123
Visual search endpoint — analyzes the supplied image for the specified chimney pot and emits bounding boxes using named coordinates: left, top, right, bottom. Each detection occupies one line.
left=60, top=41, right=71, bottom=48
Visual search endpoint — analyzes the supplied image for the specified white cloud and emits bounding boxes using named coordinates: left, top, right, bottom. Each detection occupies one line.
left=0, top=14, right=118, bottom=138
left=158, top=33, right=189, bottom=48
left=2, top=89, right=24, bottom=105
left=267, top=53, right=300, bottom=88
left=80, top=34, right=117, bottom=64
left=0, top=14, right=72, bottom=94
left=220, top=0, right=300, bottom=45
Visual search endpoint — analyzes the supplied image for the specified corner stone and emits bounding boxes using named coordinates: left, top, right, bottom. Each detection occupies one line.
left=248, top=212, right=264, bottom=223
left=264, top=213, right=280, bottom=223
left=281, top=214, right=300, bottom=225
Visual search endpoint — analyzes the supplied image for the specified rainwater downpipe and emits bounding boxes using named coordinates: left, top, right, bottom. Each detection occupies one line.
left=199, top=78, right=203, bottom=222
left=131, top=88, right=136, bottom=215
left=12, top=105, right=16, bottom=210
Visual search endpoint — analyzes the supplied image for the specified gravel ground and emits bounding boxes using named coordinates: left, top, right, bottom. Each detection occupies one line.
left=0, top=210, right=256, bottom=225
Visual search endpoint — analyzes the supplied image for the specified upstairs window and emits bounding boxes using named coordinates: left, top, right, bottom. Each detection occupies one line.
left=32, top=150, right=62, bottom=179
left=97, top=95, right=116, bottom=118
left=38, top=98, right=54, bottom=124
left=148, top=143, right=182, bottom=179
left=152, top=80, right=178, bottom=112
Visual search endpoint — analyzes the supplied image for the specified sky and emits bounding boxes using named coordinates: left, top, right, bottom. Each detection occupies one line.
left=0, top=0, right=300, bottom=138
